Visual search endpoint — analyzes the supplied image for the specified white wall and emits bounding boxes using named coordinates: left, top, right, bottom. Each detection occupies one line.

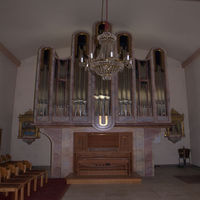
left=152, top=57, right=190, bottom=165
left=185, top=57, right=200, bottom=167
left=0, top=53, right=17, bottom=154
left=10, top=56, right=51, bottom=166
left=10, top=48, right=190, bottom=166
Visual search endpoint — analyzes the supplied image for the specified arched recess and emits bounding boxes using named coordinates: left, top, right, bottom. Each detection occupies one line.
left=39, top=130, right=53, bottom=177
left=39, top=128, right=62, bottom=178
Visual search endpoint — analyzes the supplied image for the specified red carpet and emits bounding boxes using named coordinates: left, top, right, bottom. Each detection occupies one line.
left=0, top=179, right=70, bottom=200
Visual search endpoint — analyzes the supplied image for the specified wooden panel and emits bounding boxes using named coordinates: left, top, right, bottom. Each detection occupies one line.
left=79, top=170, right=128, bottom=176
left=77, top=158, right=130, bottom=176
left=119, top=132, right=132, bottom=152
left=66, top=173, right=141, bottom=184
left=88, top=133, right=118, bottom=148
left=74, top=133, right=88, bottom=152
left=77, top=152, right=131, bottom=158
left=36, top=122, right=173, bottom=128
left=74, top=132, right=132, bottom=176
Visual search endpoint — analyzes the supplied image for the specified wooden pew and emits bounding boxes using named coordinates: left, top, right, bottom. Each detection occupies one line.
left=0, top=183, right=24, bottom=200
left=1, top=165, right=33, bottom=197
left=0, top=157, right=48, bottom=190
left=0, top=168, right=24, bottom=200
left=22, top=160, right=48, bottom=186
left=17, top=161, right=46, bottom=189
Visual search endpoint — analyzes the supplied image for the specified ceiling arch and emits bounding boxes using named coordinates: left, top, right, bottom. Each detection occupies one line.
left=0, top=0, right=200, bottom=61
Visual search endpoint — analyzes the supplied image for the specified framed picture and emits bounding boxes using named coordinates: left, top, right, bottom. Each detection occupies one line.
left=18, top=110, right=40, bottom=144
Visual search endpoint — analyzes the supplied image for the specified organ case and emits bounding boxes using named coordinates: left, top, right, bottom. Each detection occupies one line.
left=74, top=132, right=133, bottom=176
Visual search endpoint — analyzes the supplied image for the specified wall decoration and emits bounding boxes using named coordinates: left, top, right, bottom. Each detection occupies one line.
left=165, top=108, right=184, bottom=143
left=18, top=110, right=40, bottom=144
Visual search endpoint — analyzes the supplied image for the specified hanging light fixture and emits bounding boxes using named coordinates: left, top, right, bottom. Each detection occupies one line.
left=80, top=0, right=133, bottom=80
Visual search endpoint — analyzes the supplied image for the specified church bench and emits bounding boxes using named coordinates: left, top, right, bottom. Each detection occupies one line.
left=0, top=183, right=24, bottom=200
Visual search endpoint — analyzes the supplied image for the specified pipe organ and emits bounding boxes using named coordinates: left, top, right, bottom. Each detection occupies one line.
left=34, top=22, right=170, bottom=130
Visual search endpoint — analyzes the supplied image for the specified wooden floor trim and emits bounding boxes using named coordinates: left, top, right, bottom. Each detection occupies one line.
left=66, top=174, right=142, bottom=184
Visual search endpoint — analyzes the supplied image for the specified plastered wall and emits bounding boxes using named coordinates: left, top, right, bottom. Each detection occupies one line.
left=152, top=57, right=190, bottom=165
left=185, top=57, right=200, bottom=167
left=0, top=53, right=17, bottom=154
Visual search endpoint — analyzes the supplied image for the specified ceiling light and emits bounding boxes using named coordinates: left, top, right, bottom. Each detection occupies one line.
left=80, top=0, right=133, bottom=80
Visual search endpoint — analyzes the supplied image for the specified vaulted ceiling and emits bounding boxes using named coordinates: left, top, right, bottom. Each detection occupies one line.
left=0, top=0, right=200, bottom=62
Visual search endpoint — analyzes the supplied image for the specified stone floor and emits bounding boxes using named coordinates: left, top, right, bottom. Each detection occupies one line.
left=61, top=166, right=200, bottom=200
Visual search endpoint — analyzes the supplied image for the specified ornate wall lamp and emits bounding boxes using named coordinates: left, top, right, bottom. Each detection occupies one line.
left=165, top=108, right=184, bottom=143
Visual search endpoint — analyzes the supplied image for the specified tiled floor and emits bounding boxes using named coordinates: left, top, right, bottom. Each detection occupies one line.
left=62, top=166, right=200, bottom=200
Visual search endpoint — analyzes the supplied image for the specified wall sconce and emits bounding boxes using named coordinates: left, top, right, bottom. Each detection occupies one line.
left=165, top=108, right=184, bottom=143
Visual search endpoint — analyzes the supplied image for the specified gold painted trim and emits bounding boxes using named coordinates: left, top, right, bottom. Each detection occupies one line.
left=153, top=48, right=165, bottom=72
left=94, top=21, right=112, bottom=47
left=117, top=32, right=132, bottom=58
left=74, top=32, right=90, bottom=58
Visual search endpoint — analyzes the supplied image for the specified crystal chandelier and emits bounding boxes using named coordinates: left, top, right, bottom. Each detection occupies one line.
left=80, top=0, right=133, bottom=80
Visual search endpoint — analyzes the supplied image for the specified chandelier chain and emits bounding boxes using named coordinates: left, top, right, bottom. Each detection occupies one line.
left=105, top=0, right=109, bottom=31
left=101, top=0, right=104, bottom=22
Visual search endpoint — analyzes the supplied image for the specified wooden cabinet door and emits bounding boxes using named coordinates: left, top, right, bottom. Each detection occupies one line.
left=74, top=133, right=88, bottom=152
left=119, top=132, right=132, bottom=152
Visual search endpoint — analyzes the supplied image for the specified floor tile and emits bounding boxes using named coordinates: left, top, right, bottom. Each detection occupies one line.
left=62, top=166, right=200, bottom=200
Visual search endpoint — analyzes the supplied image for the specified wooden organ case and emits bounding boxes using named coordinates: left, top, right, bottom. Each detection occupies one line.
left=34, top=22, right=170, bottom=126
left=34, top=21, right=171, bottom=178
left=74, top=132, right=132, bottom=176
